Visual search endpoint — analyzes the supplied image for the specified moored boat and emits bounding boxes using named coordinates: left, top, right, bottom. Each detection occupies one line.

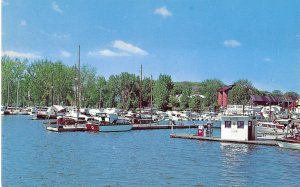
left=86, top=113, right=133, bottom=132
left=46, top=116, right=87, bottom=132
left=1, top=106, right=11, bottom=115
left=277, top=122, right=300, bottom=149
left=257, top=121, right=286, bottom=135
left=86, top=119, right=133, bottom=132
left=278, top=141, right=300, bottom=150
left=46, top=123, right=87, bottom=132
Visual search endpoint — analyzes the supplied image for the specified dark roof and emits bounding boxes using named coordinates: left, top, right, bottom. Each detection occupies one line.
left=250, top=95, right=298, bottom=103
left=218, top=85, right=235, bottom=92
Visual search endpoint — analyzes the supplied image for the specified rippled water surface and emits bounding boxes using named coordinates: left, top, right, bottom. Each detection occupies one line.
left=2, top=115, right=300, bottom=186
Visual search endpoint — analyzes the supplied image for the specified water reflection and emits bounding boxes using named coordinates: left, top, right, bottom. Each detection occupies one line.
left=219, top=143, right=256, bottom=186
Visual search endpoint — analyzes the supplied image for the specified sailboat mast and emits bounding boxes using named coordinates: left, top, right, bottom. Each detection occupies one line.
left=77, top=45, right=81, bottom=120
left=150, top=75, right=153, bottom=120
left=16, top=80, right=19, bottom=108
left=139, top=64, right=142, bottom=121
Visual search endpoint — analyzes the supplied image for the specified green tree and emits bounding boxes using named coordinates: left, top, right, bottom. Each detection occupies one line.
left=119, top=72, right=139, bottom=110
left=1, top=56, right=28, bottom=106
left=153, top=74, right=173, bottom=111
left=79, top=65, right=98, bottom=107
left=200, top=79, right=224, bottom=109
left=180, top=85, right=191, bottom=110
left=284, top=91, right=299, bottom=97
left=142, top=77, right=152, bottom=108
left=96, top=76, right=107, bottom=108
left=228, top=79, right=260, bottom=105
left=272, top=90, right=283, bottom=96
left=188, top=86, right=204, bottom=112
left=106, top=75, right=120, bottom=108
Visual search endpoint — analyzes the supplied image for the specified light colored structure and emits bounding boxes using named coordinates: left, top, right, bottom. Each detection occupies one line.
left=221, top=116, right=257, bottom=141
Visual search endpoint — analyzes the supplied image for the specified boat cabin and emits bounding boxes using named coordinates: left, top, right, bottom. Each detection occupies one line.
left=221, top=116, right=257, bottom=141
left=95, top=113, right=118, bottom=123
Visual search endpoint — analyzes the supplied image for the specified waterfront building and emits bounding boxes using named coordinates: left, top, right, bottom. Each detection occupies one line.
left=221, top=116, right=257, bottom=141
left=217, top=85, right=235, bottom=108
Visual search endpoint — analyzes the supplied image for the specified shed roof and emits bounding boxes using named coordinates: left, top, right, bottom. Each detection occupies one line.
left=218, top=85, right=235, bottom=92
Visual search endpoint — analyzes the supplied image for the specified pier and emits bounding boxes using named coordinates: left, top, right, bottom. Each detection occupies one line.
left=132, top=124, right=200, bottom=130
left=170, top=133, right=279, bottom=146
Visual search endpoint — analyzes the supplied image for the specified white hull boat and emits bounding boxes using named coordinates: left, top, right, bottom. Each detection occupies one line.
left=47, top=123, right=86, bottom=132
left=278, top=141, right=300, bottom=150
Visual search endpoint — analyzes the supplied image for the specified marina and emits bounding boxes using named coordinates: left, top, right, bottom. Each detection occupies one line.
left=2, top=115, right=300, bottom=186
left=2, top=1, right=300, bottom=186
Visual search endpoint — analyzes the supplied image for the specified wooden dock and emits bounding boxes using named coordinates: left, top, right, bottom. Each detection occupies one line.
left=170, top=133, right=279, bottom=146
left=132, top=124, right=199, bottom=130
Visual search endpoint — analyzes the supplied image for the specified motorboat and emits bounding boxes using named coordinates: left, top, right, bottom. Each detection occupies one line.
left=256, top=121, right=286, bottom=135
left=86, top=113, right=133, bottom=132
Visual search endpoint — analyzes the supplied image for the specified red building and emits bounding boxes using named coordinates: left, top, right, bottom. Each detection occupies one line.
left=249, top=95, right=299, bottom=109
left=217, top=85, right=234, bottom=108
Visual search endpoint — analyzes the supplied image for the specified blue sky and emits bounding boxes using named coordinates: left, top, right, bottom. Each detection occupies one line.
left=2, top=0, right=300, bottom=93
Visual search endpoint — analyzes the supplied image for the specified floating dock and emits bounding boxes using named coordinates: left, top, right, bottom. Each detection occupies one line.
left=132, top=124, right=200, bottom=130
left=170, top=133, right=279, bottom=146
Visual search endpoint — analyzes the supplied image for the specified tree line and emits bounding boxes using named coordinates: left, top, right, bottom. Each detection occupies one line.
left=1, top=56, right=299, bottom=112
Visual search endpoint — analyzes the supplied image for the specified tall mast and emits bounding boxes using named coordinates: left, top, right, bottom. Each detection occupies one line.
left=51, top=72, right=54, bottom=106
left=139, top=64, right=142, bottom=121
left=150, top=74, right=153, bottom=120
left=16, top=80, right=19, bottom=107
left=77, top=45, right=81, bottom=120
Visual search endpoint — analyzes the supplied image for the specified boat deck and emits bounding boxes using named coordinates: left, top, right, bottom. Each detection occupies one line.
left=170, top=133, right=279, bottom=146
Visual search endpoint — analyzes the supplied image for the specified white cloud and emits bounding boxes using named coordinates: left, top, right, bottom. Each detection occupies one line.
left=154, top=6, right=172, bottom=17
left=20, top=20, right=27, bottom=26
left=88, top=50, right=128, bottom=57
left=2, top=50, right=41, bottom=59
left=60, top=50, right=71, bottom=58
left=223, top=40, right=241, bottom=48
left=264, top=58, right=271, bottom=62
left=113, top=40, right=148, bottom=56
left=52, top=1, right=63, bottom=13
left=88, top=40, right=148, bottom=57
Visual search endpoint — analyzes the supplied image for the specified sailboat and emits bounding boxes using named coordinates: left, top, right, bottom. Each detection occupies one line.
left=47, top=46, right=87, bottom=132
left=127, top=65, right=168, bottom=126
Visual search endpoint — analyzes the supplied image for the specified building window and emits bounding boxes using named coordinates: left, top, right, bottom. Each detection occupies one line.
left=225, top=121, right=231, bottom=128
left=237, top=121, right=244, bottom=129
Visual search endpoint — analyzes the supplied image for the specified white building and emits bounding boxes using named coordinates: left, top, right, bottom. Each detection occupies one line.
left=221, top=116, right=257, bottom=141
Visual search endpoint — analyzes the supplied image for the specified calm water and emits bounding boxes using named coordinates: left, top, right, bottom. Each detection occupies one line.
left=2, top=115, right=300, bottom=187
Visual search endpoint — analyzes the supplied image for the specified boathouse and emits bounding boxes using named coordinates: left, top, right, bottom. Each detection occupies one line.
left=217, top=85, right=235, bottom=108
left=221, top=116, right=256, bottom=141
left=249, top=95, right=298, bottom=109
